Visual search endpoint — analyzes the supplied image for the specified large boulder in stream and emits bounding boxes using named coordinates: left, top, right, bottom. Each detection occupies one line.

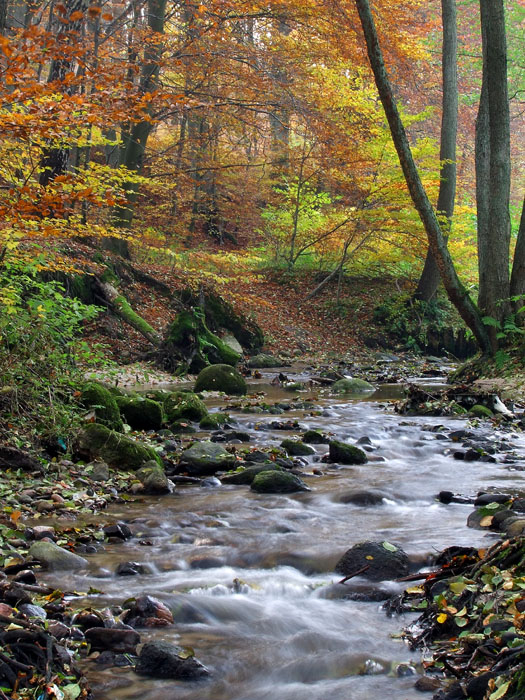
left=76, top=423, right=162, bottom=470
left=194, top=364, right=247, bottom=395
left=136, top=641, right=210, bottom=680
left=335, top=541, right=409, bottom=581
left=251, top=470, right=310, bottom=493
left=116, top=395, right=164, bottom=431
left=180, top=441, right=237, bottom=476
left=328, top=440, right=368, bottom=465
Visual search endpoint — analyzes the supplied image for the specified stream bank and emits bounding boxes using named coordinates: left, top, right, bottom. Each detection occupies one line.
left=1, top=359, right=524, bottom=700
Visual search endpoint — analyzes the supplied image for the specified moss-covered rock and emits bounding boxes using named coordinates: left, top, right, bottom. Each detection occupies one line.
left=164, top=392, right=208, bottom=422
left=136, top=461, right=170, bottom=494
left=116, top=396, right=164, bottom=431
left=194, top=364, right=247, bottom=395
left=179, top=441, right=237, bottom=476
left=247, top=354, right=283, bottom=369
left=331, top=378, right=374, bottom=394
left=169, top=421, right=197, bottom=434
left=162, top=308, right=240, bottom=373
left=469, top=404, right=494, bottom=419
left=80, top=382, right=124, bottom=432
left=77, top=423, right=162, bottom=470
left=199, top=413, right=229, bottom=429
left=221, top=463, right=282, bottom=485
left=328, top=440, right=368, bottom=465
left=280, top=439, right=315, bottom=456
left=250, top=470, right=310, bottom=493
left=303, top=430, right=330, bottom=445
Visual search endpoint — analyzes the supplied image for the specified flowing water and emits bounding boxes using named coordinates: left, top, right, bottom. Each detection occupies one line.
left=42, top=370, right=525, bottom=700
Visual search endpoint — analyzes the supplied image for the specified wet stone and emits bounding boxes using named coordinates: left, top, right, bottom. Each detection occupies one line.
left=85, top=627, right=140, bottom=653
left=335, top=541, right=409, bottom=581
left=116, top=561, right=151, bottom=576
left=103, top=523, right=133, bottom=540
left=136, top=641, right=210, bottom=680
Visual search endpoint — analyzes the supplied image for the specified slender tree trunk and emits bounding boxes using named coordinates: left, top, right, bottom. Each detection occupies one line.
left=106, top=0, right=167, bottom=257
left=39, top=0, right=88, bottom=188
left=414, top=0, right=457, bottom=302
left=510, top=195, right=525, bottom=307
left=354, top=0, right=491, bottom=354
left=477, top=0, right=511, bottom=326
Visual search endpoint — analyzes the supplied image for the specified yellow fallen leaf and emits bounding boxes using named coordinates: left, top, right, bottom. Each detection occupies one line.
left=437, top=613, right=448, bottom=624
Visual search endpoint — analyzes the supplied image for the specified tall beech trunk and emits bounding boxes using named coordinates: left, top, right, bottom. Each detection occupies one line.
left=106, top=0, right=167, bottom=257
left=354, top=0, right=491, bottom=354
left=414, top=0, right=457, bottom=302
left=477, top=0, right=511, bottom=326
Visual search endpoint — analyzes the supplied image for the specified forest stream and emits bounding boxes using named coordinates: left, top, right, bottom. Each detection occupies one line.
left=36, top=369, right=525, bottom=700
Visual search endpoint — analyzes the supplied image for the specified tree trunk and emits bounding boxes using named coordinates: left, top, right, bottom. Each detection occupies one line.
left=39, top=0, right=88, bottom=187
left=354, top=0, right=491, bottom=354
left=477, top=0, right=511, bottom=326
left=106, top=0, right=167, bottom=257
left=414, top=0, right=458, bottom=302
left=510, top=195, right=525, bottom=308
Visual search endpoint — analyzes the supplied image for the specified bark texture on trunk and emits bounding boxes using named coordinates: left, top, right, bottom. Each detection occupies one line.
left=414, top=0, right=458, bottom=302
left=510, top=195, right=525, bottom=306
left=354, top=0, right=491, bottom=354
left=477, top=0, right=511, bottom=324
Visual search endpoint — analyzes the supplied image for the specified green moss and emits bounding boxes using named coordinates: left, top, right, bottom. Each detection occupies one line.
left=81, top=381, right=124, bottom=432
left=221, top=463, right=282, bottom=485
left=116, top=395, right=164, bottom=430
left=169, top=420, right=196, bottom=434
left=113, top=295, right=158, bottom=340
left=199, top=413, right=229, bottom=429
left=178, top=288, right=264, bottom=352
left=194, top=364, right=247, bottom=395
left=250, top=470, right=309, bottom=493
left=77, top=423, right=162, bottom=469
left=165, top=308, right=240, bottom=372
left=280, top=439, right=315, bottom=456
left=303, top=430, right=329, bottom=444
left=469, top=404, right=494, bottom=419
left=331, top=378, right=374, bottom=394
left=164, top=392, right=208, bottom=422
left=328, top=440, right=368, bottom=465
